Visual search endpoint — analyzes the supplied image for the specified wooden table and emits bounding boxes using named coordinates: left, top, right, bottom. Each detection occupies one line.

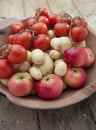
left=0, top=0, right=96, bottom=130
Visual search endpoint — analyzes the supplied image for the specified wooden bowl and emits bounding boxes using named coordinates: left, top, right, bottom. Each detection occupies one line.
left=0, top=18, right=96, bottom=109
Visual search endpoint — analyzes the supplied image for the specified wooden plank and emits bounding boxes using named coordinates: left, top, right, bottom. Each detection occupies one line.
left=71, top=0, right=96, bottom=28
left=47, top=0, right=78, bottom=16
left=88, top=93, right=96, bottom=121
left=0, top=0, right=24, bottom=18
left=23, top=0, right=51, bottom=17
left=38, top=100, right=96, bottom=130
left=0, top=95, right=39, bottom=130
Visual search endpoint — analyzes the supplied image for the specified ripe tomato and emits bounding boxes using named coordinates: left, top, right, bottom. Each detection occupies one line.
left=48, top=13, right=63, bottom=27
left=14, top=31, right=33, bottom=50
left=0, top=58, right=14, bottom=79
left=34, top=34, right=50, bottom=51
left=35, top=7, right=49, bottom=17
left=31, top=22, right=48, bottom=34
left=7, top=34, right=16, bottom=44
left=37, top=16, right=50, bottom=27
left=72, top=17, right=87, bottom=28
left=8, top=44, right=28, bottom=64
left=63, top=13, right=72, bottom=25
left=26, top=18, right=36, bottom=28
left=71, top=26, right=88, bottom=42
left=54, top=23, right=70, bottom=37
left=11, top=21, right=25, bottom=34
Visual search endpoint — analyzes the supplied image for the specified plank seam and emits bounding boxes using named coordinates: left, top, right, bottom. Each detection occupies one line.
left=36, top=110, right=41, bottom=130
left=87, top=101, right=96, bottom=124
left=71, top=0, right=84, bottom=17
left=22, top=0, right=25, bottom=17
left=46, top=0, right=53, bottom=13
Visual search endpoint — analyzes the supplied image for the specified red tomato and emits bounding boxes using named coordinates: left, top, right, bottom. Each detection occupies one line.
left=31, top=22, right=48, bottom=34
left=8, top=44, right=28, bottom=64
left=14, top=31, right=33, bottom=50
left=35, top=7, right=49, bottom=17
left=7, top=34, right=16, bottom=44
left=63, top=13, right=72, bottom=25
left=34, top=34, right=50, bottom=51
left=48, top=13, right=63, bottom=27
left=73, top=17, right=82, bottom=26
left=11, top=22, right=25, bottom=34
left=54, top=23, right=70, bottom=37
left=71, top=26, right=88, bottom=42
left=0, top=58, right=14, bottom=79
left=26, top=18, right=36, bottom=28
left=72, top=17, right=87, bottom=28
left=37, top=16, right=50, bottom=27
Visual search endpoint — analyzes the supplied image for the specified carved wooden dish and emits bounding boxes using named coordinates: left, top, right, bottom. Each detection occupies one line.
left=0, top=18, right=96, bottom=109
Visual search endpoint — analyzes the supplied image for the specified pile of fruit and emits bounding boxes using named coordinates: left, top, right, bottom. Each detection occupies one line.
left=0, top=8, right=95, bottom=100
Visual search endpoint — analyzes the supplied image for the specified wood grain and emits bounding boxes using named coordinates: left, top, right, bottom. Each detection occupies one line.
left=47, top=0, right=78, bottom=16
left=38, top=101, right=96, bottom=130
left=72, top=0, right=96, bottom=28
left=0, top=96, right=38, bottom=130
left=0, top=0, right=24, bottom=18
left=23, top=0, right=51, bottom=17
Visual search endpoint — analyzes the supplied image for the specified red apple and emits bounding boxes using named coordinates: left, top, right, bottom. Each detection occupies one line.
left=8, top=72, right=34, bottom=97
left=83, top=47, right=95, bottom=67
left=36, top=74, right=64, bottom=100
left=64, top=67, right=87, bottom=88
left=63, top=47, right=87, bottom=67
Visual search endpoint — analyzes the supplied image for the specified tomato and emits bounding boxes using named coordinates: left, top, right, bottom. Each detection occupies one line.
left=48, top=13, right=63, bottom=27
left=8, top=44, right=28, bottom=64
left=26, top=18, right=36, bottom=28
left=35, top=7, right=48, bottom=17
left=34, top=34, right=50, bottom=51
left=7, top=34, right=16, bottom=44
left=54, top=23, right=70, bottom=37
left=37, top=16, right=50, bottom=27
left=71, top=26, right=88, bottom=42
left=7, top=31, right=33, bottom=50
left=14, top=31, right=33, bottom=50
left=72, top=17, right=87, bottom=28
left=63, top=13, right=72, bottom=25
left=0, top=58, right=14, bottom=79
left=11, top=21, right=25, bottom=34
left=31, top=22, right=48, bottom=34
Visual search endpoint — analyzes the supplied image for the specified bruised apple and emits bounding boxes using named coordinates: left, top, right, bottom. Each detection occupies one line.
left=36, top=74, right=64, bottom=100
left=63, top=47, right=87, bottom=67
left=64, top=67, right=87, bottom=88
left=8, top=72, right=34, bottom=97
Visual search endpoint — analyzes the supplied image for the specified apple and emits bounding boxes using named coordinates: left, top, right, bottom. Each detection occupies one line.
left=63, top=47, right=87, bottom=67
left=64, top=67, right=87, bottom=88
left=83, top=47, right=95, bottom=67
left=8, top=72, right=34, bottom=97
left=36, top=74, right=64, bottom=100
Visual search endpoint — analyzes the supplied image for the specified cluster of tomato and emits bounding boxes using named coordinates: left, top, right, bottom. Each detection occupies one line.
left=0, top=7, right=88, bottom=80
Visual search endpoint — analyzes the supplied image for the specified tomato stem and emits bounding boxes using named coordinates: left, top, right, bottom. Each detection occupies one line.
left=0, top=44, right=10, bottom=59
